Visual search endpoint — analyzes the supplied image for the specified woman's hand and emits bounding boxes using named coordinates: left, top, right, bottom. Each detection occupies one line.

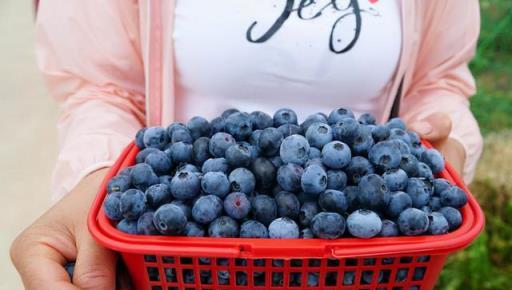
left=409, top=112, right=466, bottom=177
left=10, top=168, right=117, bottom=290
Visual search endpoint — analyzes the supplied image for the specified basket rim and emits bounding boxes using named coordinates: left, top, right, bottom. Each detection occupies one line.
left=88, top=141, right=485, bottom=259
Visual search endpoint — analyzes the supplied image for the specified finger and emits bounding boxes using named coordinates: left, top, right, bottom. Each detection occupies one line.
left=74, top=232, right=117, bottom=290
left=10, top=234, right=79, bottom=290
left=409, top=112, right=452, bottom=143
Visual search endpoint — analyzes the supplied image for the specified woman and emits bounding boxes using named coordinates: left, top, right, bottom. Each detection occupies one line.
left=11, top=0, right=482, bottom=289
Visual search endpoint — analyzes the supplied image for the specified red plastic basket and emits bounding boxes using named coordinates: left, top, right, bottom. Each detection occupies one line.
left=88, top=142, right=484, bottom=290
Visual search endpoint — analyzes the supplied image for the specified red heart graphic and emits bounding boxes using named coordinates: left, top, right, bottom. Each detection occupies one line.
left=369, top=0, right=378, bottom=3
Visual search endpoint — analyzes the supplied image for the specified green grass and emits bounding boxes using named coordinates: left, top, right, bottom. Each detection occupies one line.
left=435, top=1, right=512, bottom=289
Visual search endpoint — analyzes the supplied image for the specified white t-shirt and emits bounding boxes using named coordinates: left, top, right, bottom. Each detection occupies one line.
left=173, top=0, right=402, bottom=122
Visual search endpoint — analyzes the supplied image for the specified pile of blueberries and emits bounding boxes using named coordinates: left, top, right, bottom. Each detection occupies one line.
left=104, top=108, right=467, bottom=239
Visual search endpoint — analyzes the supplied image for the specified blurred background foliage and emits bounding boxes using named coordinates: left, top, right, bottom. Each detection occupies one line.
left=436, top=0, right=512, bottom=289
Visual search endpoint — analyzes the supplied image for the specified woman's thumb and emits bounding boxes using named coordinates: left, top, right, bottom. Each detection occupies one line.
left=73, top=233, right=117, bottom=290
left=409, top=112, right=452, bottom=142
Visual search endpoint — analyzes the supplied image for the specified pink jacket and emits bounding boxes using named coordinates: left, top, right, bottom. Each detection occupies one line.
left=36, top=0, right=483, bottom=201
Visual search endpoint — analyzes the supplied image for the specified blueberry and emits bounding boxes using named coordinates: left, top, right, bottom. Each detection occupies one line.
left=240, top=220, right=269, bottom=238
left=297, top=190, right=317, bottom=203
left=301, top=164, right=327, bottom=195
left=239, top=141, right=259, bottom=159
left=137, top=211, right=159, bottom=235
left=398, top=208, right=429, bottom=236
left=184, top=221, right=205, bottom=237
left=440, top=186, right=467, bottom=208
left=117, top=219, right=138, bottom=234
left=347, top=209, right=382, bottom=238
left=438, top=206, right=463, bottom=231
left=428, top=212, right=449, bottom=235
left=421, top=149, right=445, bottom=174
left=326, top=169, right=347, bottom=190
left=386, top=118, right=407, bottom=130
left=251, top=194, right=277, bottom=226
left=350, top=126, right=374, bottom=156
left=145, top=150, right=172, bottom=175
left=389, top=128, right=411, bottom=145
left=277, top=124, right=302, bottom=138
left=386, top=191, right=412, bottom=218
left=176, top=163, right=200, bottom=173
left=301, top=113, right=328, bottom=132
left=369, top=140, right=402, bottom=171
left=332, top=118, right=359, bottom=144
left=280, top=134, right=310, bottom=165
left=135, top=128, right=146, bottom=149
left=305, top=158, right=325, bottom=169
left=118, top=166, right=133, bottom=177
left=222, top=108, right=239, bottom=119
left=136, top=147, right=160, bottom=164
left=225, top=112, right=252, bottom=140
left=389, top=139, right=411, bottom=155
left=399, top=154, right=419, bottom=177
left=358, top=113, right=376, bottom=125
left=225, top=144, right=252, bottom=167
left=268, top=217, right=300, bottom=239
left=344, top=186, right=361, bottom=211
left=308, top=147, right=321, bottom=159
left=328, top=107, right=355, bottom=124
left=166, top=122, right=186, bottom=139
left=318, top=190, right=348, bottom=214
left=408, top=130, right=422, bottom=146
left=299, top=201, right=320, bottom=227
left=346, top=156, right=374, bottom=184
left=104, top=192, right=122, bottom=220
left=201, top=171, right=230, bottom=198
left=433, top=178, right=451, bottom=196
left=321, top=141, right=351, bottom=169
left=311, top=212, right=345, bottom=239
left=382, top=168, right=408, bottom=191
left=201, top=157, right=230, bottom=174
left=120, top=189, right=146, bottom=220
left=307, top=273, right=320, bottom=286
left=429, top=196, right=442, bottom=211
left=187, top=116, right=211, bottom=140
left=107, top=175, right=131, bottom=194
left=224, top=192, right=251, bottom=220
left=250, top=111, right=274, bottom=130
left=251, top=158, right=276, bottom=190
left=64, top=262, right=75, bottom=280
left=208, top=216, right=239, bottom=237
left=170, top=171, right=200, bottom=200
left=143, top=126, right=168, bottom=149
left=275, top=191, right=301, bottom=219
left=228, top=168, right=256, bottom=194
left=421, top=205, right=433, bottom=214
left=273, top=108, right=298, bottom=126
left=371, top=125, right=391, bottom=142
left=210, top=117, right=226, bottom=134
left=417, top=162, right=434, bottom=180
left=170, top=127, right=193, bottom=144
left=357, top=174, right=390, bottom=212
left=249, top=129, right=262, bottom=146
left=145, top=183, right=171, bottom=208
left=159, top=175, right=172, bottom=188
left=190, top=195, right=223, bottom=224
left=406, top=177, right=433, bottom=208
left=192, top=137, right=211, bottom=166
left=169, top=141, right=193, bottom=163
left=270, top=156, right=283, bottom=168
left=306, top=122, right=333, bottom=149
left=257, top=127, right=283, bottom=157
left=153, top=204, right=187, bottom=235
left=209, top=132, right=236, bottom=158
left=411, top=143, right=426, bottom=159
left=170, top=200, right=192, bottom=219
left=277, top=163, right=303, bottom=192
left=300, top=228, right=314, bottom=239
left=380, top=219, right=399, bottom=237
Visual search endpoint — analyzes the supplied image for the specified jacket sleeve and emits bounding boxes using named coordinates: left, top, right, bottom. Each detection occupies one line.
left=400, top=0, right=483, bottom=184
left=36, top=0, right=146, bottom=201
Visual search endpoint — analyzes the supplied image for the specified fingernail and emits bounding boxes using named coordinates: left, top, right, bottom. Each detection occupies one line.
left=411, top=122, right=432, bottom=135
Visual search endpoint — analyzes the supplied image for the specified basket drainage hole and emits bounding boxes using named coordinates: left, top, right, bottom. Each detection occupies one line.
left=147, top=267, right=160, bottom=282
left=400, top=256, right=413, bottom=264
left=182, top=269, right=195, bottom=284
left=144, top=255, right=157, bottom=263
left=289, top=273, right=301, bottom=286
left=379, top=270, right=391, bottom=284
left=308, top=259, right=321, bottom=267
left=217, top=270, right=230, bottom=285
left=345, top=258, right=358, bottom=266
left=361, top=270, right=374, bottom=285
left=165, top=268, right=177, bottom=282
left=254, top=272, right=265, bottom=286
left=162, top=256, right=174, bottom=264
left=151, top=287, right=162, bottom=290
left=306, top=273, right=319, bottom=287
left=363, top=258, right=376, bottom=265
left=343, top=271, right=355, bottom=285
left=236, top=272, right=248, bottom=286
left=417, top=255, right=431, bottom=263
left=325, top=272, right=337, bottom=286
left=413, top=267, right=427, bottom=281
left=395, top=269, right=409, bottom=282
left=327, top=259, right=340, bottom=267
left=180, top=257, right=193, bottom=265
left=272, top=272, right=284, bottom=286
